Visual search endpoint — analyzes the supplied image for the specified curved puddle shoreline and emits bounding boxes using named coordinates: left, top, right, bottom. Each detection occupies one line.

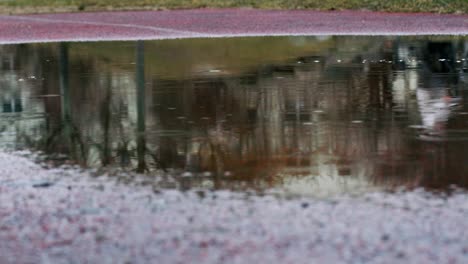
left=0, top=9, right=467, bottom=44
left=1, top=151, right=468, bottom=263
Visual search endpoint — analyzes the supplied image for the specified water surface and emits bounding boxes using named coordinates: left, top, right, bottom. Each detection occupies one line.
left=1, top=36, right=468, bottom=196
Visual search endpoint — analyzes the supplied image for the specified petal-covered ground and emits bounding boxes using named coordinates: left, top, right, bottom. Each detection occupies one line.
left=1, top=152, right=468, bottom=263
left=0, top=9, right=468, bottom=44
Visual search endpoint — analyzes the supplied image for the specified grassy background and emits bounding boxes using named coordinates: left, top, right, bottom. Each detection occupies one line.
left=0, top=0, right=467, bottom=14
left=65, top=35, right=465, bottom=79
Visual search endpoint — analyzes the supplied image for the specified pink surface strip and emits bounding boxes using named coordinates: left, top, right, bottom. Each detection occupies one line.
left=0, top=9, right=467, bottom=44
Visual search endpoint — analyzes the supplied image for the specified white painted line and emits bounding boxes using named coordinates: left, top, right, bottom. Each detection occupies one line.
left=2, top=15, right=204, bottom=36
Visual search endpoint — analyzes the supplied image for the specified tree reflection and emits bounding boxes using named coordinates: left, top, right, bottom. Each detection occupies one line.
left=136, top=40, right=147, bottom=173
left=2, top=36, right=468, bottom=194
left=50, top=43, right=86, bottom=163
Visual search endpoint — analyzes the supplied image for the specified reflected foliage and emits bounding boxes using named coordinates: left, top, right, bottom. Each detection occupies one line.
left=1, top=36, right=468, bottom=195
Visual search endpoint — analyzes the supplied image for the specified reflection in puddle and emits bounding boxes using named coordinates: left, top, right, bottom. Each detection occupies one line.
left=1, top=36, right=468, bottom=196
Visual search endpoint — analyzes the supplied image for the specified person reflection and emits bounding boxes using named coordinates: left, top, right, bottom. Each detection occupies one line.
left=416, top=88, right=460, bottom=131
left=394, top=41, right=467, bottom=190
left=418, top=41, right=461, bottom=132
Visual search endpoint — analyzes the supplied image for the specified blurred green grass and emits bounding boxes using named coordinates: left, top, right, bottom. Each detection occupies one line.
left=1, top=0, right=467, bottom=14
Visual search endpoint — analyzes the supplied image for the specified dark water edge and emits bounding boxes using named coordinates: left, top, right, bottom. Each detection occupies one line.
left=1, top=36, right=468, bottom=197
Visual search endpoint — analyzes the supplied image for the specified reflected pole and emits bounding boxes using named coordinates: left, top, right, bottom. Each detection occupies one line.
left=101, top=74, right=112, bottom=166
left=59, top=42, right=74, bottom=157
left=136, top=41, right=147, bottom=173
left=59, top=43, right=71, bottom=122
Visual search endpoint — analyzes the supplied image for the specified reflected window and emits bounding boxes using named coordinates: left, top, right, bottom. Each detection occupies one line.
left=2, top=98, right=22, bottom=113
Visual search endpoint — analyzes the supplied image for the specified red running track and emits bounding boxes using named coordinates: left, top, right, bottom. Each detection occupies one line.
left=0, top=9, right=467, bottom=44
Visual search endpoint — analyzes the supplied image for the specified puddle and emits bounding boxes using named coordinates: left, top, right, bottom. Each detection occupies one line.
left=1, top=36, right=468, bottom=196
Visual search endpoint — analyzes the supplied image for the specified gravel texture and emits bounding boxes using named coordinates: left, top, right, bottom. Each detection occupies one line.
left=1, top=151, right=468, bottom=263
left=0, top=9, right=468, bottom=44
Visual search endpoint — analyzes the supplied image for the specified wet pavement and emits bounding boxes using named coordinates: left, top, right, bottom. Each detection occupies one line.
left=1, top=151, right=468, bottom=263
left=0, top=9, right=468, bottom=44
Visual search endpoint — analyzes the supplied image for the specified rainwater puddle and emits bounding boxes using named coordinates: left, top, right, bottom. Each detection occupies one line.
left=1, top=36, right=468, bottom=197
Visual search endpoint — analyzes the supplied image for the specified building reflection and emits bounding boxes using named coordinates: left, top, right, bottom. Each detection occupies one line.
left=0, top=36, right=467, bottom=195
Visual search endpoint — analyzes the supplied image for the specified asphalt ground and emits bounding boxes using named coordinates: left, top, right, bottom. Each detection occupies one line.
left=1, top=151, right=468, bottom=263
left=0, top=9, right=467, bottom=44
